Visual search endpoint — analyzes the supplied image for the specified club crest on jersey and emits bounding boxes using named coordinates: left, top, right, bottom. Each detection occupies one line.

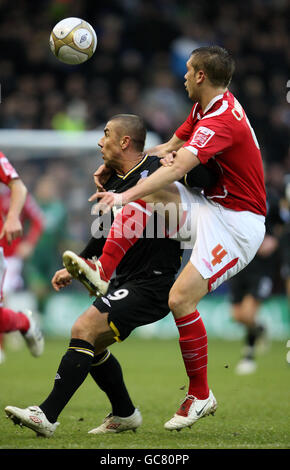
left=190, top=126, right=215, bottom=148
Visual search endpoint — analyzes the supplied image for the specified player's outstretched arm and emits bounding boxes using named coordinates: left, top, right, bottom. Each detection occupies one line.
left=89, top=147, right=200, bottom=211
left=0, top=179, right=27, bottom=243
left=145, top=133, right=185, bottom=158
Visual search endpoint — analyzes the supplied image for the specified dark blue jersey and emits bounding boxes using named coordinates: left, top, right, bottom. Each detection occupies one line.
left=80, top=155, right=218, bottom=282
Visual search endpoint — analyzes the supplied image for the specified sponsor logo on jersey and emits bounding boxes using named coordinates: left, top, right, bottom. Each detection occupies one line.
left=190, top=126, right=215, bottom=148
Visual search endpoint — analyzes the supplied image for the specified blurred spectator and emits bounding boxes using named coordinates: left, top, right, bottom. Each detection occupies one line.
left=24, top=175, right=68, bottom=314
left=0, top=0, right=287, bottom=160
left=140, top=69, right=188, bottom=138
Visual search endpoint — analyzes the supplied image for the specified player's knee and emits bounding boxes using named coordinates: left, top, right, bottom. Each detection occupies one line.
left=71, top=308, right=105, bottom=344
left=168, top=291, right=197, bottom=316
left=232, top=305, right=243, bottom=323
left=71, top=317, right=91, bottom=341
left=168, top=292, right=179, bottom=312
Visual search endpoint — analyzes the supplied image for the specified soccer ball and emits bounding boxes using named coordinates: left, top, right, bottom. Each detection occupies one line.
left=49, top=17, right=97, bottom=65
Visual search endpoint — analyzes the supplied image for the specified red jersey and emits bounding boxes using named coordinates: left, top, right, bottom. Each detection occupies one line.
left=175, top=91, right=266, bottom=216
left=0, top=152, right=44, bottom=256
left=0, top=152, right=19, bottom=185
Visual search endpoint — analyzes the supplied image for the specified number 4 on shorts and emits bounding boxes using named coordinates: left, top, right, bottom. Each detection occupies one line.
left=211, top=244, right=227, bottom=266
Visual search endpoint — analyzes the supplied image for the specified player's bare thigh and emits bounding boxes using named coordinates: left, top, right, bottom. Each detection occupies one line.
left=141, top=183, right=183, bottom=227
left=169, top=260, right=209, bottom=319
left=71, top=305, right=116, bottom=354
left=144, top=182, right=181, bottom=205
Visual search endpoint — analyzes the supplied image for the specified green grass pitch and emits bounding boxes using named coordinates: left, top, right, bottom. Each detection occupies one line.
left=0, top=336, right=289, bottom=449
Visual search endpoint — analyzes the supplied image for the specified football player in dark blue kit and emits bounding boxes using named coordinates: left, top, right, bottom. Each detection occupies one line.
left=5, top=114, right=218, bottom=436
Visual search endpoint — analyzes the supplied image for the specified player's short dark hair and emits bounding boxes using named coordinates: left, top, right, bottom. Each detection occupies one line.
left=109, top=114, right=146, bottom=152
left=190, top=46, right=235, bottom=88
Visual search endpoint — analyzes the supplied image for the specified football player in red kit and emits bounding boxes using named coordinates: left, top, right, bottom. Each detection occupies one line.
left=0, top=188, right=44, bottom=294
left=79, top=46, right=267, bottom=431
left=0, top=152, right=44, bottom=359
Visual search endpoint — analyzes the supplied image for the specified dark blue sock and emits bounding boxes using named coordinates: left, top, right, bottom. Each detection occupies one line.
left=40, top=338, right=95, bottom=423
left=90, top=350, right=135, bottom=417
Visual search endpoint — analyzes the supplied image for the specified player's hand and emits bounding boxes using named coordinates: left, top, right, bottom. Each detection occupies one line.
left=160, top=151, right=177, bottom=167
left=51, top=268, right=72, bottom=291
left=0, top=216, right=23, bottom=244
left=93, top=165, right=112, bottom=192
left=89, top=191, right=124, bottom=214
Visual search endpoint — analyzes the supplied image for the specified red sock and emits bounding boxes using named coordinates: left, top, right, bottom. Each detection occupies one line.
left=99, top=199, right=153, bottom=279
left=175, top=310, right=209, bottom=400
left=0, top=308, right=30, bottom=334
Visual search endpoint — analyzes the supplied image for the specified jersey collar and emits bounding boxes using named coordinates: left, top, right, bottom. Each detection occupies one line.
left=203, top=93, right=225, bottom=115
left=116, top=154, right=149, bottom=179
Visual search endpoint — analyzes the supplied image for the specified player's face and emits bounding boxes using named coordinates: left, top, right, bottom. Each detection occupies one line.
left=98, top=120, right=123, bottom=168
left=184, top=57, right=202, bottom=102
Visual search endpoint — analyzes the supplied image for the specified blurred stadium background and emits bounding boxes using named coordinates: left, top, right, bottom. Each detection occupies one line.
left=0, top=0, right=289, bottom=343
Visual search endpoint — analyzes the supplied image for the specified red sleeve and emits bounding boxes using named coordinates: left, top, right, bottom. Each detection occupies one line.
left=183, top=120, right=233, bottom=164
left=0, top=153, right=19, bottom=185
left=175, top=105, right=196, bottom=141
left=21, top=195, right=44, bottom=245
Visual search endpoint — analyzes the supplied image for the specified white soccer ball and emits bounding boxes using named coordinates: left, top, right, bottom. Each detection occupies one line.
left=49, top=17, right=97, bottom=65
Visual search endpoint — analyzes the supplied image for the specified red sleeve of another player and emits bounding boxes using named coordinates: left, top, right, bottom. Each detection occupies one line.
left=183, top=121, right=233, bottom=164
left=175, top=107, right=195, bottom=141
left=0, top=153, right=19, bottom=185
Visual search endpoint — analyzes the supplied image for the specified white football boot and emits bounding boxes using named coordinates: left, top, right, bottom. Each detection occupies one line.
left=164, top=390, right=217, bottom=431
left=22, top=310, right=44, bottom=357
left=0, top=347, right=6, bottom=364
left=63, top=250, right=109, bottom=297
left=88, top=408, right=142, bottom=434
left=235, top=358, right=257, bottom=375
left=5, top=405, right=59, bottom=437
